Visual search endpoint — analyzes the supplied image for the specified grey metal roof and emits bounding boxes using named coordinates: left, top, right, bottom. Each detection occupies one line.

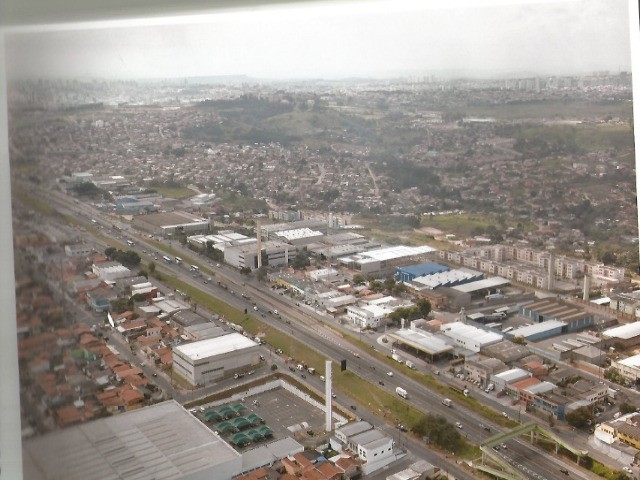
left=388, top=329, right=453, bottom=356
left=22, top=400, right=242, bottom=480
left=451, top=276, right=509, bottom=293
left=336, top=421, right=372, bottom=438
left=241, top=437, right=304, bottom=472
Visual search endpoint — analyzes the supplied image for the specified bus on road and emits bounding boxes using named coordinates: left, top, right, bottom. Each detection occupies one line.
left=174, top=257, right=182, bottom=264
left=163, top=255, right=173, bottom=263
left=126, top=240, right=135, bottom=246
left=190, top=265, right=199, bottom=272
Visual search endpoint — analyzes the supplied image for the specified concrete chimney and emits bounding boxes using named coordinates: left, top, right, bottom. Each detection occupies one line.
left=583, top=275, right=591, bottom=301
left=325, top=360, right=332, bottom=432
left=256, top=219, right=262, bottom=269
left=548, top=253, right=555, bottom=291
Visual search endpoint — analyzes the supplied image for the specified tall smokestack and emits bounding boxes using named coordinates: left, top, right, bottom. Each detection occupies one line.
left=583, top=275, right=591, bottom=301
left=325, top=360, right=332, bottom=432
left=256, top=219, right=262, bottom=269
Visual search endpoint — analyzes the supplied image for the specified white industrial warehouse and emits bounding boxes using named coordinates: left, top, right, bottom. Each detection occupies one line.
left=22, top=400, right=243, bottom=480
left=173, top=333, right=261, bottom=385
left=440, top=321, right=503, bottom=353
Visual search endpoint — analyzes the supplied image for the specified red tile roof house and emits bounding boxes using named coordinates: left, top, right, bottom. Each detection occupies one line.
left=54, top=403, right=95, bottom=428
left=233, top=467, right=270, bottom=480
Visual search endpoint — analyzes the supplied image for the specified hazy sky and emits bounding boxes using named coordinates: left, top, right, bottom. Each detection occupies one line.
left=4, top=0, right=633, bottom=80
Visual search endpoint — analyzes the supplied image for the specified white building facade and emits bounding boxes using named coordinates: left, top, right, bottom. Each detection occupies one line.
left=172, top=333, right=261, bottom=385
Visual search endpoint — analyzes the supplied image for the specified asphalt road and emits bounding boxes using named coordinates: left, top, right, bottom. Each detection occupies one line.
left=35, top=187, right=616, bottom=480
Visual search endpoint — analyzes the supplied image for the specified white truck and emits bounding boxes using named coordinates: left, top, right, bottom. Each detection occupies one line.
left=396, top=387, right=408, bottom=399
left=392, top=353, right=403, bottom=363
left=442, top=398, right=453, bottom=407
left=405, top=360, right=416, bottom=370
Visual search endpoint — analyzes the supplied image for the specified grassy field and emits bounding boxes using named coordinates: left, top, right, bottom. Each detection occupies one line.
left=460, top=100, right=633, bottom=121
left=213, top=191, right=269, bottom=213
left=149, top=186, right=196, bottom=199
left=510, top=122, right=634, bottom=153
left=356, top=212, right=534, bottom=246
left=13, top=189, right=57, bottom=216
left=576, top=123, right=635, bottom=152
left=420, top=213, right=523, bottom=239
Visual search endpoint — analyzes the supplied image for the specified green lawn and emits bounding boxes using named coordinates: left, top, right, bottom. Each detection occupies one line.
left=460, top=100, right=633, bottom=121
left=150, top=186, right=197, bottom=199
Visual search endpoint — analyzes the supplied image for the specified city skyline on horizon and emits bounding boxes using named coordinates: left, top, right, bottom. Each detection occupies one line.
left=3, top=0, right=634, bottom=82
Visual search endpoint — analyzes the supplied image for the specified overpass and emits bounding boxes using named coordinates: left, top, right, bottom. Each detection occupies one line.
left=474, top=422, right=589, bottom=480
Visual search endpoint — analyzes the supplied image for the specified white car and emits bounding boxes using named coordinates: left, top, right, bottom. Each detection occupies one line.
left=386, top=371, right=394, bottom=377
left=455, top=422, right=463, bottom=429
left=623, top=466, right=633, bottom=474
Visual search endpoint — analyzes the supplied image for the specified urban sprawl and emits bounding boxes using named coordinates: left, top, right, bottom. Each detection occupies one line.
left=9, top=72, right=640, bottom=480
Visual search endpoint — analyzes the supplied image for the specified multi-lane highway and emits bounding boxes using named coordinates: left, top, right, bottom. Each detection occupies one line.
left=31, top=185, right=607, bottom=480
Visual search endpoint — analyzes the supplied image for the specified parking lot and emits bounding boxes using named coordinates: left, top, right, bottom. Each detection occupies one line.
left=194, top=386, right=328, bottom=450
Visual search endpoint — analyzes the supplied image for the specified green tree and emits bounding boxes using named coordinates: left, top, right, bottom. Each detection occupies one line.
left=369, top=280, right=384, bottom=293
left=292, top=250, right=311, bottom=269
left=353, top=274, right=366, bottom=285
left=256, top=266, right=268, bottom=282
left=416, top=298, right=432, bottom=317
left=111, top=298, right=133, bottom=314
left=392, top=283, right=407, bottom=297
left=131, top=293, right=147, bottom=303
left=383, top=277, right=396, bottom=291
left=604, top=368, right=627, bottom=385
left=412, top=413, right=464, bottom=452
left=72, top=182, right=102, bottom=198
left=121, top=250, right=141, bottom=267
left=565, top=406, right=594, bottom=429
left=619, top=402, right=637, bottom=415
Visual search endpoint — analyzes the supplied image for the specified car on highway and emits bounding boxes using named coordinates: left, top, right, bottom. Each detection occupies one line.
left=378, top=380, right=384, bottom=386
left=623, top=466, right=633, bottom=474
left=560, top=468, right=569, bottom=475
left=386, top=371, right=394, bottom=377
left=350, top=405, right=357, bottom=410
left=331, top=393, right=336, bottom=398
left=455, top=422, right=463, bottom=429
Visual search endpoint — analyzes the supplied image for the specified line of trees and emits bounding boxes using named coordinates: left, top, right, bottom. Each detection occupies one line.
left=387, top=298, right=432, bottom=325
left=411, top=413, right=465, bottom=452
left=104, top=247, right=141, bottom=268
